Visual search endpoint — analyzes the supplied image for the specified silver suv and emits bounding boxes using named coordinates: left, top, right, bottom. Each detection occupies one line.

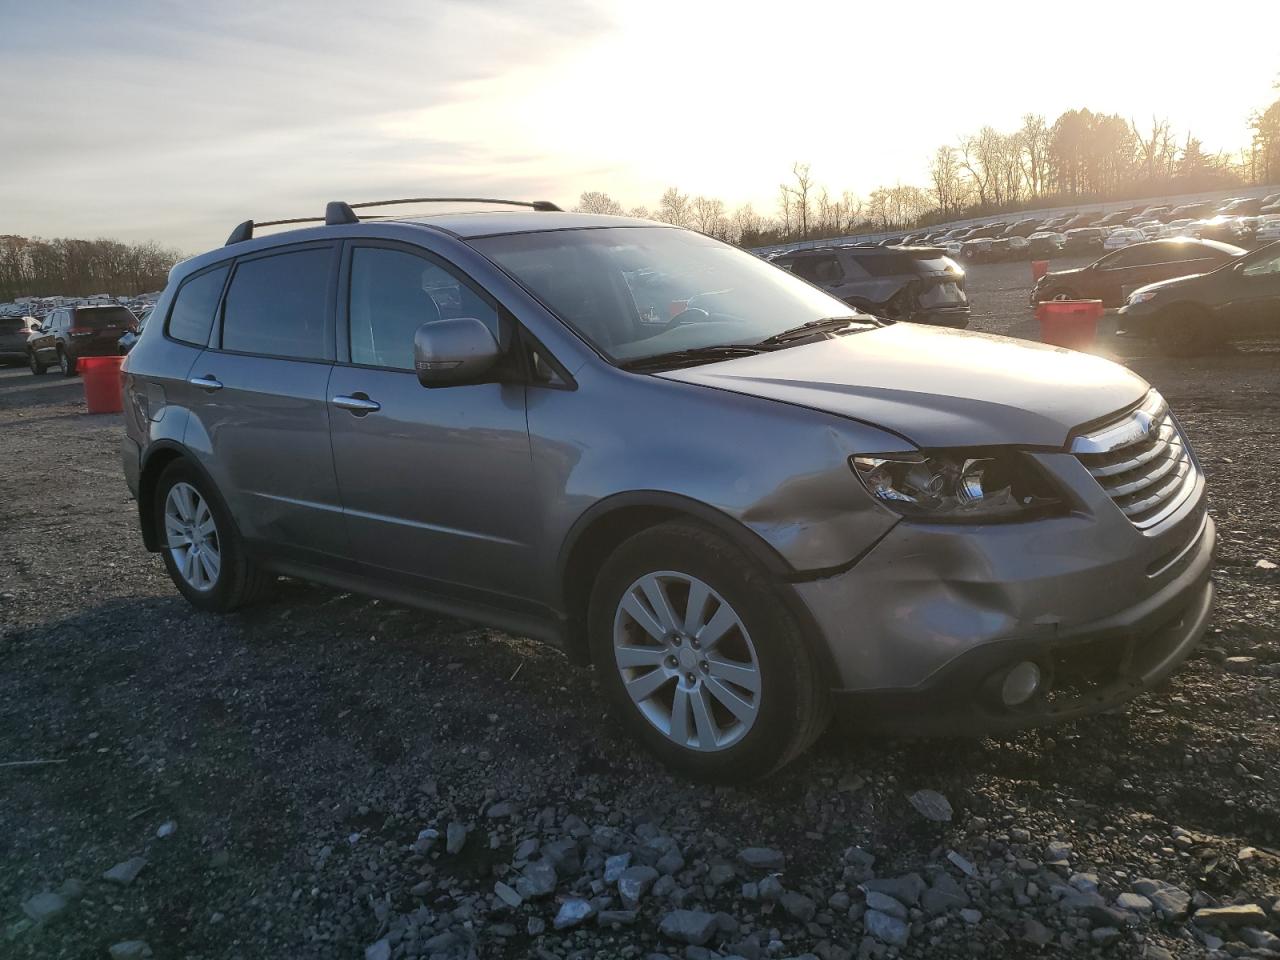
left=121, top=199, right=1215, bottom=781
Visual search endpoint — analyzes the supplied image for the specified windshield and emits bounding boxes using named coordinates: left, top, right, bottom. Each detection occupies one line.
left=472, top=227, right=858, bottom=362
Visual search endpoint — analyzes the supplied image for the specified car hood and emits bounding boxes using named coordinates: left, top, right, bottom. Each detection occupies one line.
left=658, top=323, right=1149, bottom=448
left=1040, top=265, right=1088, bottom=283
left=1130, top=272, right=1207, bottom=297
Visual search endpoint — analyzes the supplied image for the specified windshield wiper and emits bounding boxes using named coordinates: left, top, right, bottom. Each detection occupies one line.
left=619, top=344, right=765, bottom=372
left=755, top=315, right=869, bottom=346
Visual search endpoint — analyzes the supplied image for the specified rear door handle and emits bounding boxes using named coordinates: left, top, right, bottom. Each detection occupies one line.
left=189, top=375, right=223, bottom=391
left=332, top=394, right=381, bottom=414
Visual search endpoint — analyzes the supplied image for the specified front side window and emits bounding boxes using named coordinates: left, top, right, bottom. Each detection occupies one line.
left=168, top=265, right=229, bottom=346
left=221, top=248, right=331, bottom=360
left=473, top=227, right=859, bottom=362
left=348, top=247, right=501, bottom=370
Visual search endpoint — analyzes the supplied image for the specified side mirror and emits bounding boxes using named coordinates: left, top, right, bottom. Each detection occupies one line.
left=414, top=317, right=501, bottom=388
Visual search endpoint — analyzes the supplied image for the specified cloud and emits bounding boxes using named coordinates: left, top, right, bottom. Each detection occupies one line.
left=0, top=0, right=612, bottom=248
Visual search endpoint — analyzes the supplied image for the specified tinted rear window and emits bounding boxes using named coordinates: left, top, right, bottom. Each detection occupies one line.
left=221, top=248, right=331, bottom=360
left=168, top=265, right=229, bottom=346
left=0, top=318, right=25, bottom=334
left=73, top=306, right=135, bottom=328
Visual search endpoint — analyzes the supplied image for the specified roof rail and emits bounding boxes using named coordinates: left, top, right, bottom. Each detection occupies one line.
left=225, top=196, right=562, bottom=246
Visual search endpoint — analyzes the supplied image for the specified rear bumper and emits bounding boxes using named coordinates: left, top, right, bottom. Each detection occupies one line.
left=67, top=338, right=122, bottom=359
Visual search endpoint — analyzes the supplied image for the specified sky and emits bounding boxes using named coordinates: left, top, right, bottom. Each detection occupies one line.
left=2, top=0, right=1279, bottom=251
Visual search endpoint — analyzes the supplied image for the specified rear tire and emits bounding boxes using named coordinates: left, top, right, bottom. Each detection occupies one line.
left=58, top=349, right=76, bottom=377
left=153, top=460, right=273, bottom=612
left=28, top=350, right=47, bottom=375
left=588, top=521, right=830, bottom=782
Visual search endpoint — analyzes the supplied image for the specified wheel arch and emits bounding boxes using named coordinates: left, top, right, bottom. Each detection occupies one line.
left=137, top=443, right=238, bottom=552
left=556, top=492, right=837, bottom=680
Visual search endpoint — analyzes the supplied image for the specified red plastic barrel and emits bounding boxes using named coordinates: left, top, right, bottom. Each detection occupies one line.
left=1031, top=259, right=1050, bottom=281
left=80, top=356, right=125, bottom=414
left=1035, top=300, right=1104, bottom=350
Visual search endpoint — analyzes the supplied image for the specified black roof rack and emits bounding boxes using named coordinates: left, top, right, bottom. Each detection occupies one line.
left=225, top=196, right=562, bottom=246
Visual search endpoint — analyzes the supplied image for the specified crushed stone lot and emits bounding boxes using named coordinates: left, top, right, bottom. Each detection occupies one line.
left=2, top=258, right=1279, bottom=960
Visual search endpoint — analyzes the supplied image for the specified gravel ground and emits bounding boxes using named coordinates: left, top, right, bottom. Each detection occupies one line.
left=2, top=261, right=1278, bottom=960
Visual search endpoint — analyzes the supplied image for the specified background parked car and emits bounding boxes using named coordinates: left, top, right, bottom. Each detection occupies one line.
left=773, top=245, right=970, bottom=326
left=0, top=315, right=40, bottom=365
left=1027, top=232, right=1065, bottom=258
left=26, top=303, right=137, bottom=376
left=1062, top=227, right=1106, bottom=254
left=1030, top=238, right=1246, bottom=307
left=1255, top=215, right=1280, bottom=245
left=1119, top=241, right=1280, bottom=354
left=1103, top=227, right=1145, bottom=250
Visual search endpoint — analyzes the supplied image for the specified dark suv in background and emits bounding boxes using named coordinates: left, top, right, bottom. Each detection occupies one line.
left=770, top=246, right=970, bottom=327
left=26, top=303, right=137, bottom=375
left=0, top=316, right=40, bottom=365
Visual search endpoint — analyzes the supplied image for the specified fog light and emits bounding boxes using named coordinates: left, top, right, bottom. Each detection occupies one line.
left=1001, top=661, right=1042, bottom=707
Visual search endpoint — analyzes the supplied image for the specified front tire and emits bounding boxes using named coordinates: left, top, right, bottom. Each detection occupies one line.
left=588, top=521, right=830, bottom=782
left=153, top=460, right=272, bottom=612
left=1160, top=305, right=1218, bottom=356
left=28, top=350, right=47, bottom=375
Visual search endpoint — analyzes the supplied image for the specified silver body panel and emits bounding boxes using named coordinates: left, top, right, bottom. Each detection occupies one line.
left=121, top=213, right=1214, bottom=710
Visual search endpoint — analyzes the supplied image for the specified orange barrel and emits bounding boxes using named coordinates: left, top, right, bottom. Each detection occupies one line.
left=1035, top=300, right=1104, bottom=350
left=1031, top=259, right=1050, bottom=281
left=80, top=356, right=125, bottom=414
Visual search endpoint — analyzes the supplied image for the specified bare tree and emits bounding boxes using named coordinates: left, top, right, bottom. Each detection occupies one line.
left=573, top=191, right=624, bottom=215
left=787, top=162, right=813, bottom=238
left=1018, top=114, right=1051, bottom=197
left=655, top=187, right=691, bottom=227
left=929, top=146, right=965, bottom=216
left=692, top=196, right=729, bottom=239
left=1131, top=117, right=1177, bottom=183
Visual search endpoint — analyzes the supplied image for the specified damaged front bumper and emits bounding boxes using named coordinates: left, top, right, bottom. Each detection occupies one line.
left=793, top=468, right=1215, bottom=735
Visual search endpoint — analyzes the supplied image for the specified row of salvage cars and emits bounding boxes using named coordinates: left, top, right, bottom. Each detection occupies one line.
left=889, top=193, right=1280, bottom=263
left=1032, top=237, right=1280, bottom=355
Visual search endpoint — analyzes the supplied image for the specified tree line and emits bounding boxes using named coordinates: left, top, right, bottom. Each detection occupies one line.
left=577, top=86, right=1280, bottom=248
left=0, top=235, right=184, bottom=302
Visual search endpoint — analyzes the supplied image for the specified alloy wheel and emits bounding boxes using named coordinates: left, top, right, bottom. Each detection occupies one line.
left=612, top=571, right=761, bottom=752
left=164, top=482, right=221, bottom=591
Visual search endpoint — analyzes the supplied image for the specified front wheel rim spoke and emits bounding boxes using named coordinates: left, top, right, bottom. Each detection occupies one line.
left=624, top=668, right=670, bottom=703
left=683, top=579, right=711, bottom=634
left=669, top=687, right=691, bottom=745
left=615, top=645, right=666, bottom=669
left=690, top=687, right=719, bottom=747
left=703, top=675, right=756, bottom=724
left=707, top=656, right=761, bottom=694
left=198, top=549, right=219, bottom=583
left=696, top=603, right=738, bottom=651
left=621, top=592, right=667, bottom=642
left=638, top=575, right=679, bottom=633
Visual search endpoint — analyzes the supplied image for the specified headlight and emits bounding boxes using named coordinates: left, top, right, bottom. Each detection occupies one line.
left=1127, top=290, right=1158, bottom=305
left=851, top=451, right=1062, bottom=521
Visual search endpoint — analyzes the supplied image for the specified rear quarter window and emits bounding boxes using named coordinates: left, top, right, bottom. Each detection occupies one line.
left=221, top=248, right=331, bottom=360
left=167, top=265, right=230, bottom=347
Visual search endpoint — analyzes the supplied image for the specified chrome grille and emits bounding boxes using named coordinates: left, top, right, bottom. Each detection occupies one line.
left=1071, top=391, right=1196, bottom=529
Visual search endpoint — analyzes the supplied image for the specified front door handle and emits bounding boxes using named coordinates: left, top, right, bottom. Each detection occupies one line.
left=189, top=375, right=223, bottom=391
left=332, top=394, right=381, bottom=415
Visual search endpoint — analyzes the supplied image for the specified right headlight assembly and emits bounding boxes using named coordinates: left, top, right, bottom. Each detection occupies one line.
left=851, top=450, right=1064, bottom=522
